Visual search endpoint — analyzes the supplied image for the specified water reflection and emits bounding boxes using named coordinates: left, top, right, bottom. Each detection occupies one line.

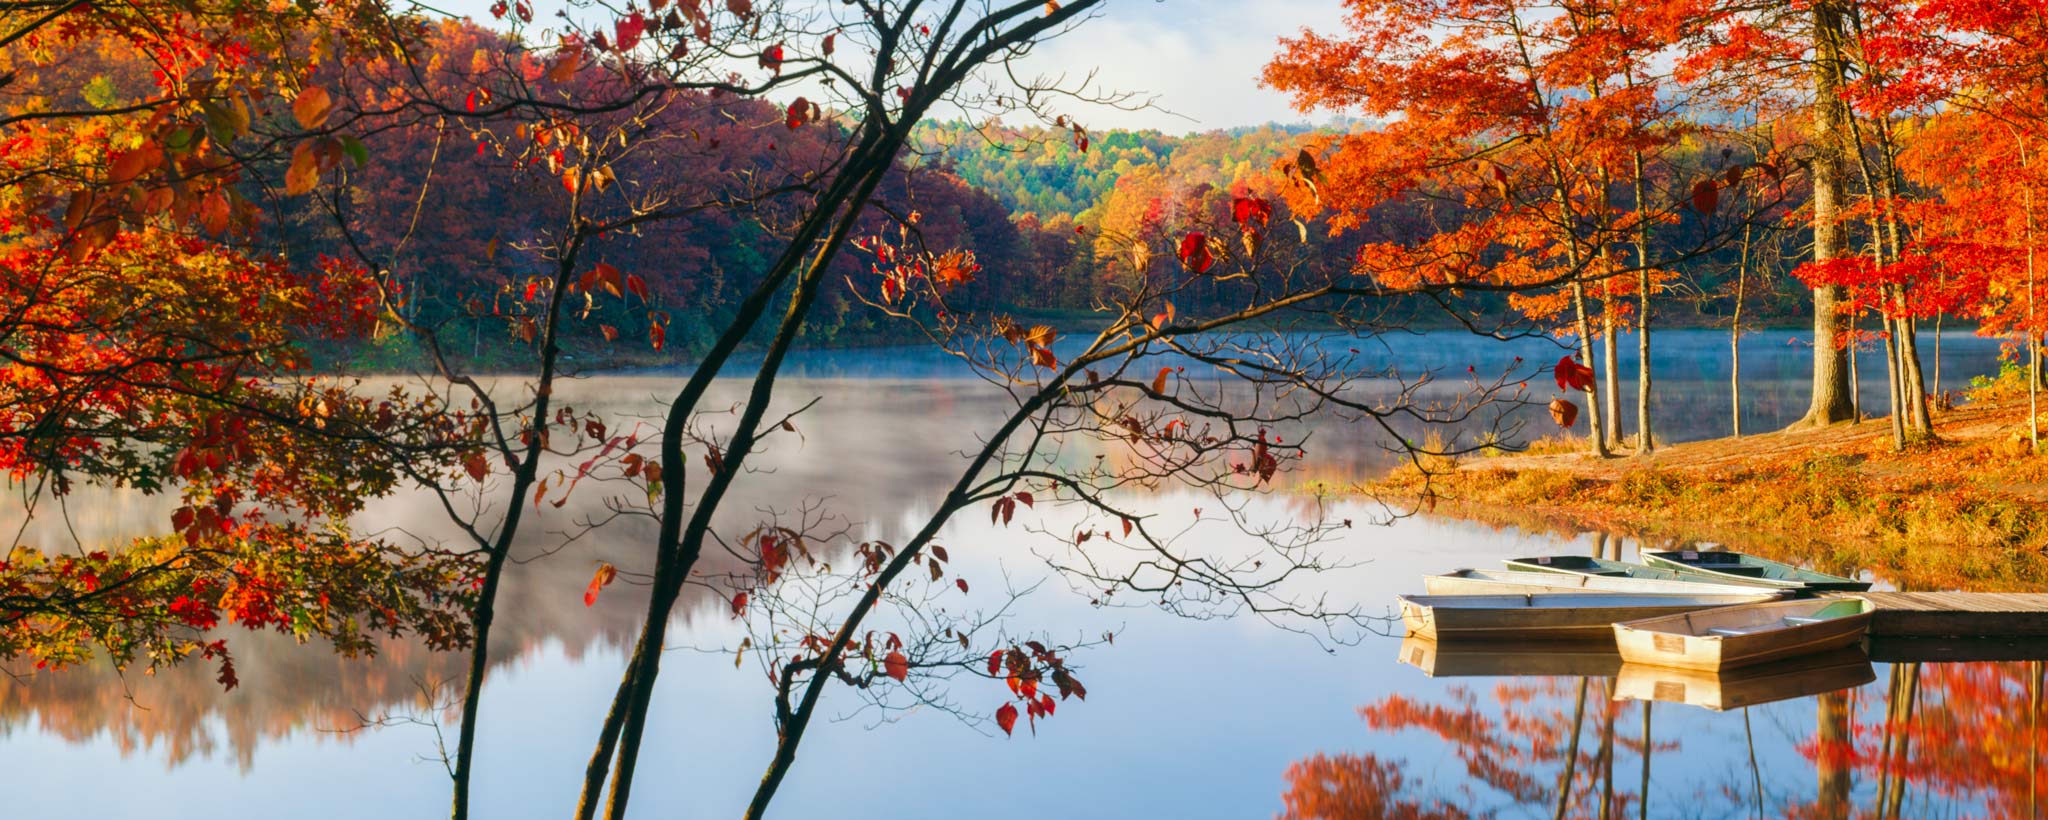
left=0, top=330, right=2029, bottom=818
left=1312, top=655, right=2048, bottom=818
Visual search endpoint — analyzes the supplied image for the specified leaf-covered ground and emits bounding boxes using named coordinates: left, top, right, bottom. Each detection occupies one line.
left=1369, top=395, right=2048, bottom=592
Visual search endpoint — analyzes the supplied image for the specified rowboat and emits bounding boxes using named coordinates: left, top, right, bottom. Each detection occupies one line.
left=1426, top=568, right=1785, bottom=598
left=1398, top=635, right=1622, bottom=678
left=1504, top=555, right=1773, bottom=587
left=1400, top=592, right=1780, bottom=642
left=1642, top=549, right=1872, bottom=591
left=1612, top=648, right=1876, bottom=711
left=1611, top=597, right=1876, bottom=671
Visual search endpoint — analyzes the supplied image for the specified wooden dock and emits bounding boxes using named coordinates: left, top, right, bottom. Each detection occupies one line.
left=1824, top=591, right=2048, bottom=638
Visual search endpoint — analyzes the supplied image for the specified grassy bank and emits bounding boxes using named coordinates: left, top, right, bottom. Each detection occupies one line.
left=1364, top=387, right=2048, bottom=592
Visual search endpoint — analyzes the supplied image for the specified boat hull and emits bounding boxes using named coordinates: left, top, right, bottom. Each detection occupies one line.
left=1503, top=555, right=1781, bottom=588
left=1642, top=550, right=1872, bottom=591
left=1425, top=569, right=1783, bottom=598
left=1612, top=598, right=1876, bottom=671
left=1401, top=593, right=1778, bottom=642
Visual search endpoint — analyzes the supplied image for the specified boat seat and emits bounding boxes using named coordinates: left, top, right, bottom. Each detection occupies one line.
left=1707, top=617, right=1829, bottom=638
left=1705, top=626, right=1775, bottom=637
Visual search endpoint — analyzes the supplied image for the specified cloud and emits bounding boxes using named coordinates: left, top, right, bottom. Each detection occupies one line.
left=1009, top=0, right=1350, bottom=134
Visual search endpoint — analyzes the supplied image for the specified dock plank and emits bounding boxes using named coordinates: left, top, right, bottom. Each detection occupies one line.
left=1824, top=592, right=2048, bottom=638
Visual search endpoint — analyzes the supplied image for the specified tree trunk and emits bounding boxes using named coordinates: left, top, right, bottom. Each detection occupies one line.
left=1554, top=679, right=1589, bottom=820
left=1573, top=281, right=1612, bottom=458
left=1882, top=305, right=1906, bottom=452
left=1639, top=702, right=1652, bottom=820
left=1817, top=691, right=1852, bottom=820
left=1631, top=126, right=1655, bottom=456
left=1603, top=304, right=1622, bottom=449
left=1733, top=225, right=1750, bottom=438
left=1793, top=0, right=1856, bottom=430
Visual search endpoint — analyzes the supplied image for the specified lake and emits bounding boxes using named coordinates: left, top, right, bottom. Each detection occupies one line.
left=0, top=328, right=2038, bottom=819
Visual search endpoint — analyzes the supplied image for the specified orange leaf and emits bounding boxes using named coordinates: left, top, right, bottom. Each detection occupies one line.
left=1150, top=367, right=1172, bottom=395
left=883, top=650, right=908, bottom=682
left=293, top=86, right=334, bottom=129
left=1549, top=398, right=1579, bottom=429
left=284, top=141, right=321, bottom=196
left=583, top=562, right=618, bottom=606
left=547, top=49, right=583, bottom=84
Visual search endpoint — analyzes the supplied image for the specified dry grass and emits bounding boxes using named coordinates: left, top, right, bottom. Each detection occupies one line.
left=1368, top=382, right=2048, bottom=592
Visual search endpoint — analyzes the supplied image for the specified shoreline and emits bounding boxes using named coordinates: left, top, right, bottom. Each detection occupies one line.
left=1364, top=394, right=2048, bottom=592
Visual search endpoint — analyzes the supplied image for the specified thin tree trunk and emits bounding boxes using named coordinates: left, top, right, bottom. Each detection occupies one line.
left=2029, top=137, right=2041, bottom=451
left=1573, top=281, right=1612, bottom=458
left=1629, top=91, right=1655, bottom=456
left=1734, top=224, right=1750, bottom=438
left=1850, top=314, right=1863, bottom=423
left=573, top=121, right=904, bottom=819
left=1744, top=708, right=1764, bottom=819
left=1555, top=679, right=1590, bottom=820
left=1603, top=303, right=1622, bottom=449
left=1934, top=312, right=1943, bottom=408
left=1641, top=701, right=1653, bottom=820
left=1882, top=292, right=1907, bottom=452
left=449, top=190, right=591, bottom=820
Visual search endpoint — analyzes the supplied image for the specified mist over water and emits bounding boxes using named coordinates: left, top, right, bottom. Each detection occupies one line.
left=0, top=329, right=2026, bottom=818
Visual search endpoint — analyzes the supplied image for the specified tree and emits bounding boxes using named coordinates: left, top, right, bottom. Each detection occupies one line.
left=1263, top=0, right=1769, bottom=457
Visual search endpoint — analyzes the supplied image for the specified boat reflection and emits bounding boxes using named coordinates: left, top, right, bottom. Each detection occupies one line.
left=1612, top=648, right=1877, bottom=711
left=1397, top=635, right=1622, bottom=678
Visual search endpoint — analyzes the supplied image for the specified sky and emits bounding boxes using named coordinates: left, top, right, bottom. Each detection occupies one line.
left=440, top=0, right=1355, bottom=135
left=1010, top=0, right=1352, bottom=134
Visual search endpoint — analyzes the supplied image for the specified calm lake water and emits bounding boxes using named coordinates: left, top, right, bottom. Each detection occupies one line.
left=1, top=328, right=2038, bottom=819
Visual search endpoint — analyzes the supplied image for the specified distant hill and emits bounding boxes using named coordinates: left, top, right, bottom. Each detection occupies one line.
left=910, top=121, right=1350, bottom=221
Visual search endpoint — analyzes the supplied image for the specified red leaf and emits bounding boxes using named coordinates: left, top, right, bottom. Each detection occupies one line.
left=615, top=11, right=646, bottom=51
left=1177, top=232, right=1215, bottom=273
left=883, top=650, right=909, bottom=682
left=956, top=578, right=969, bottom=593
left=995, top=703, right=1019, bottom=736
left=1015, top=491, right=1033, bottom=508
left=462, top=451, right=489, bottom=481
left=626, top=273, right=649, bottom=300
left=1553, top=355, right=1595, bottom=392
left=730, top=591, right=749, bottom=617
left=215, top=655, right=239, bottom=691
left=1691, top=180, right=1720, bottom=216
left=987, top=650, right=1003, bottom=676
left=785, top=97, right=814, bottom=129
left=1231, top=196, right=1272, bottom=226
left=583, top=562, right=618, bottom=606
